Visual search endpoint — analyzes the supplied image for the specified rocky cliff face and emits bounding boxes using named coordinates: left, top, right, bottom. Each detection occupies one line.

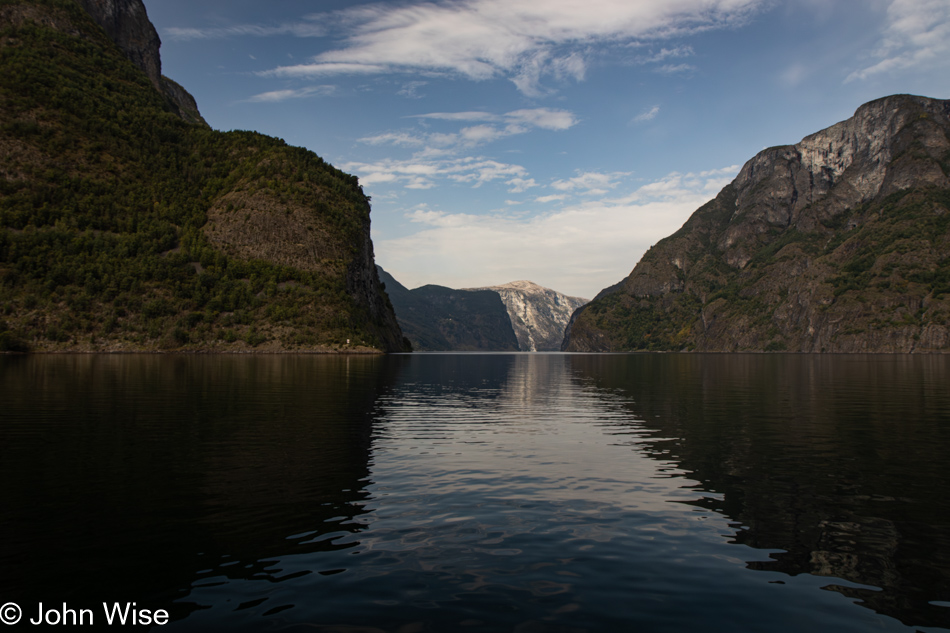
left=74, top=0, right=160, bottom=87
left=467, top=281, right=588, bottom=351
left=564, top=95, right=950, bottom=353
left=74, top=0, right=206, bottom=125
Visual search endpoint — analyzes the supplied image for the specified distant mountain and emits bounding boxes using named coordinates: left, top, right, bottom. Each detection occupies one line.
left=466, top=281, right=588, bottom=351
left=563, top=94, right=950, bottom=353
left=379, top=268, right=587, bottom=351
left=0, top=0, right=407, bottom=352
left=376, top=268, right=518, bottom=351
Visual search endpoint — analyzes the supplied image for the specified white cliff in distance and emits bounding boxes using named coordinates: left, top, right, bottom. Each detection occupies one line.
left=466, top=281, right=588, bottom=351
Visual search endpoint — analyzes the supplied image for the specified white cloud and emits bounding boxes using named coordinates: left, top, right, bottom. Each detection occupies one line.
left=846, top=0, right=950, bottom=82
left=361, top=108, right=577, bottom=151
left=459, top=124, right=508, bottom=145
left=634, top=46, right=694, bottom=64
left=410, top=108, right=577, bottom=130
left=408, top=111, right=500, bottom=123
left=633, top=105, right=660, bottom=122
left=507, top=178, right=538, bottom=193
left=397, top=81, right=427, bottom=98
left=377, top=166, right=740, bottom=298
left=243, top=85, right=335, bottom=102
left=165, top=22, right=326, bottom=40
left=503, top=108, right=578, bottom=130
left=655, top=63, right=696, bottom=74
left=255, top=0, right=763, bottom=94
left=551, top=171, right=629, bottom=195
left=609, top=167, right=739, bottom=204
left=359, top=131, right=427, bottom=147
left=344, top=156, right=529, bottom=191
left=264, top=62, right=388, bottom=77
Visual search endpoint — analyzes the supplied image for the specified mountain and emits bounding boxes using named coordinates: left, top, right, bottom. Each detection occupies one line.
left=563, top=95, right=950, bottom=353
left=0, top=0, right=407, bottom=352
left=377, top=267, right=518, bottom=351
left=466, top=281, right=588, bottom=351
left=378, top=268, right=587, bottom=351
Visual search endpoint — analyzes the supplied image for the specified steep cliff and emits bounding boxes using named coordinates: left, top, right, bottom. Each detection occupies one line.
left=564, top=95, right=950, bottom=353
left=466, top=281, right=587, bottom=351
left=0, top=0, right=407, bottom=352
left=74, top=0, right=206, bottom=125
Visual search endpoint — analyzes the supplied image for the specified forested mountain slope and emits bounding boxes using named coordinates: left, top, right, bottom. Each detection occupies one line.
left=0, top=0, right=407, bottom=352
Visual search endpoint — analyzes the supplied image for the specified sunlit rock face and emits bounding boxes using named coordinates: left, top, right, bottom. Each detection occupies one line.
left=564, top=95, right=950, bottom=353
left=467, top=281, right=588, bottom=352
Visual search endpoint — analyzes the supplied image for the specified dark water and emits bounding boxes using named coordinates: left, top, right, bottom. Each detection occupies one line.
left=2, top=353, right=950, bottom=632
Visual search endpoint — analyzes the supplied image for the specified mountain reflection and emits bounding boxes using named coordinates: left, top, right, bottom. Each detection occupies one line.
left=567, top=353, right=950, bottom=629
left=5, top=353, right=950, bottom=632
left=0, top=354, right=403, bottom=619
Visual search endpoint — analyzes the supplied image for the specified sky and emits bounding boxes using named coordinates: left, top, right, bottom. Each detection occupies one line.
left=144, top=0, right=950, bottom=299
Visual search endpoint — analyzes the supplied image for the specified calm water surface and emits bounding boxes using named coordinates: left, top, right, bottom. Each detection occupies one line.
left=2, top=353, right=949, bottom=632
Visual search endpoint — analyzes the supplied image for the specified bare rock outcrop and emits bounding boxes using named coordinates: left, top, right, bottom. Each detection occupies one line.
left=467, top=281, right=588, bottom=351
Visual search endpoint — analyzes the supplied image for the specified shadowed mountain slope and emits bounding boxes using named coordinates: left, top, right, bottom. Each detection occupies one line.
left=377, top=267, right=518, bottom=351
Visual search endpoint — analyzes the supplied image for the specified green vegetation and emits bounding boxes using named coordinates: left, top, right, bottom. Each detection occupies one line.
left=0, top=0, right=398, bottom=351
left=585, top=292, right=701, bottom=351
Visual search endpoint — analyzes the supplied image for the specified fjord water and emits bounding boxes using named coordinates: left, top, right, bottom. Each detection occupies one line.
left=2, top=354, right=949, bottom=632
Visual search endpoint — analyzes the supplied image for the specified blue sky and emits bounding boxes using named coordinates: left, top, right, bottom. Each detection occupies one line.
left=146, top=0, right=950, bottom=299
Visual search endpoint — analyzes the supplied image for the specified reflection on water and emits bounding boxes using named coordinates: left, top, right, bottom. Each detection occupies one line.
left=0, top=354, right=399, bottom=622
left=1, top=353, right=949, bottom=632
left=569, top=354, right=950, bottom=629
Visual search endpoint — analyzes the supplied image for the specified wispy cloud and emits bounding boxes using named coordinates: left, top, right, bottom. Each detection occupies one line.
left=633, top=105, right=660, bottom=122
left=359, top=108, right=578, bottom=151
left=634, top=46, right=695, bottom=64
left=249, top=0, right=762, bottom=95
left=507, top=178, right=538, bottom=193
left=377, top=165, right=741, bottom=298
left=166, top=22, right=326, bottom=40
left=412, top=108, right=577, bottom=130
left=397, top=81, right=427, bottom=98
left=551, top=171, right=629, bottom=196
left=243, top=85, right=335, bottom=103
left=343, top=156, right=529, bottom=190
left=846, top=0, right=950, bottom=82
left=262, top=62, right=388, bottom=77
left=655, top=63, right=696, bottom=74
